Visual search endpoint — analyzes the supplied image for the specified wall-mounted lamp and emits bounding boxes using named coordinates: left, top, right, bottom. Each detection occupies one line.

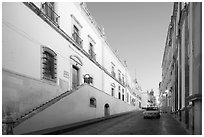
left=83, top=74, right=93, bottom=84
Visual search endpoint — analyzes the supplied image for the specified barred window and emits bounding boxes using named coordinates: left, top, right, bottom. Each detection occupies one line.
left=90, top=97, right=96, bottom=108
left=42, top=47, right=57, bottom=82
left=42, top=2, right=60, bottom=24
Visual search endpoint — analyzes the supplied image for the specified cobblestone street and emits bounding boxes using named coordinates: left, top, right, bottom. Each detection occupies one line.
left=60, top=110, right=189, bottom=135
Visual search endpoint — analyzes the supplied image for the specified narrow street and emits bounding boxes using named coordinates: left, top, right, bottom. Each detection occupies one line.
left=2, top=2, right=201, bottom=135
left=60, top=110, right=189, bottom=135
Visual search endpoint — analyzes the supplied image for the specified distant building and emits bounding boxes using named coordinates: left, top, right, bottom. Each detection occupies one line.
left=160, top=2, right=201, bottom=135
left=2, top=2, right=142, bottom=134
left=141, top=91, right=153, bottom=108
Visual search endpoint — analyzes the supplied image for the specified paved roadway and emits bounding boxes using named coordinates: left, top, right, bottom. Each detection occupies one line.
left=60, top=110, right=189, bottom=135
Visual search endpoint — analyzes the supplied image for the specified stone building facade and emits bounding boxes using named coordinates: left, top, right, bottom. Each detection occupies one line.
left=160, top=2, right=202, bottom=135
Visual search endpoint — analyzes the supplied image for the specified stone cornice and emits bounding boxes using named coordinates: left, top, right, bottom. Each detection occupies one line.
left=79, top=2, right=127, bottom=69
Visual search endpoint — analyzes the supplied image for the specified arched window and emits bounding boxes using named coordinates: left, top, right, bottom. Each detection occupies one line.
left=90, top=97, right=96, bottom=108
left=42, top=46, right=57, bottom=82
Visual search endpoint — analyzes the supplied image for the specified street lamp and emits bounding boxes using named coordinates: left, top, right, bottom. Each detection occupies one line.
left=83, top=74, right=93, bottom=84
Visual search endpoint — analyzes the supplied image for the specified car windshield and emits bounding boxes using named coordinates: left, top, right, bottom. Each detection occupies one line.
left=146, top=107, right=158, bottom=111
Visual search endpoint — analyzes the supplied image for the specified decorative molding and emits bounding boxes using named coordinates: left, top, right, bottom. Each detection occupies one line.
left=88, top=35, right=96, bottom=44
left=70, top=14, right=83, bottom=28
left=24, top=2, right=126, bottom=89
left=186, top=94, right=202, bottom=102
left=70, top=55, right=83, bottom=66
left=111, top=83, right=116, bottom=88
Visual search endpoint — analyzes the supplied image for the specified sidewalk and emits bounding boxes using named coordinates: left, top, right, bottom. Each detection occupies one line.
left=160, top=113, right=189, bottom=135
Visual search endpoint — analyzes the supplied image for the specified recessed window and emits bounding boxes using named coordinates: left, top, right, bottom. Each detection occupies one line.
left=111, top=88, right=114, bottom=96
left=127, top=92, right=129, bottom=102
left=42, top=47, right=57, bottom=82
left=122, top=89, right=124, bottom=101
left=42, top=2, right=60, bottom=24
left=90, top=97, right=96, bottom=108
left=89, top=43, right=96, bottom=60
left=118, top=70, right=121, bottom=82
left=122, top=74, right=125, bottom=85
left=118, top=92, right=121, bottom=99
left=71, top=14, right=83, bottom=47
left=111, top=62, right=116, bottom=78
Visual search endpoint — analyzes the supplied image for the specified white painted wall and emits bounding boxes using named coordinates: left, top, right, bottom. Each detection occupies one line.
left=13, top=84, right=138, bottom=134
left=103, top=41, right=126, bottom=77
left=2, top=2, right=103, bottom=116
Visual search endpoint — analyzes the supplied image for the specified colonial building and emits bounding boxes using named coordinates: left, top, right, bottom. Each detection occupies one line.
left=160, top=2, right=202, bottom=135
left=2, top=2, right=142, bottom=134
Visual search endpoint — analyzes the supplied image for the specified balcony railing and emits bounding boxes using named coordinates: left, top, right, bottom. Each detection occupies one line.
left=88, top=49, right=96, bottom=60
left=111, top=71, right=116, bottom=78
left=119, top=77, right=122, bottom=83
left=72, top=32, right=83, bottom=48
left=42, top=3, right=60, bottom=25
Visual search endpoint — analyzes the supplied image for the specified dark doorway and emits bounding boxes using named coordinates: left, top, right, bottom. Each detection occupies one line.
left=104, top=103, right=110, bottom=117
left=72, top=65, right=79, bottom=89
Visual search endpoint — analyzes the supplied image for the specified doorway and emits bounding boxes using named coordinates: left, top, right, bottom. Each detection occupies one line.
left=104, top=103, right=110, bottom=117
left=72, top=65, right=79, bottom=89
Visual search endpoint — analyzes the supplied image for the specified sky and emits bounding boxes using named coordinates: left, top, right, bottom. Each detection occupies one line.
left=86, top=2, right=173, bottom=96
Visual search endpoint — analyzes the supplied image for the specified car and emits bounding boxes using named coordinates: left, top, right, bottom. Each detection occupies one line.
left=143, top=107, right=160, bottom=119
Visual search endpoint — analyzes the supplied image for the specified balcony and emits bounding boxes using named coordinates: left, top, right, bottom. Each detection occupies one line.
left=119, top=77, right=122, bottom=83
left=88, top=49, right=96, bottom=60
left=42, top=3, right=60, bottom=26
left=72, top=32, right=83, bottom=48
left=111, top=71, right=116, bottom=78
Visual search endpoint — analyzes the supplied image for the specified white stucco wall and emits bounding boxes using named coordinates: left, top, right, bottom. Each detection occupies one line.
left=2, top=2, right=103, bottom=116
left=13, top=84, right=137, bottom=134
left=2, top=2, right=105, bottom=89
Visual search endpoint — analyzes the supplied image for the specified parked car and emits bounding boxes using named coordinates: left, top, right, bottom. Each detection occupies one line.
left=143, top=107, right=160, bottom=119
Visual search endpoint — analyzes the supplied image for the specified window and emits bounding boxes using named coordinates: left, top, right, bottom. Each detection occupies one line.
left=90, top=97, right=96, bottom=108
left=118, top=70, right=121, bottom=82
left=112, top=66, right=115, bottom=73
left=122, top=89, right=124, bottom=101
left=73, top=25, right=79, bottom=34
left=89, top=43, right=96, bottom=60
left=127, top=92, right=129, bottom=102
left=111, top=63, right=116, bottom=78
left=118, top=92, right=121, bottom=99
left=122, top=74, right=125, bottom=85
left=72, top=25, right=83, bottom=46
left=139, top=102, right=141, bottom=108
left=42, top=47, right=57, bottom=82
left=111, top=88, right=114, bottom=96
left=42, top=2, right=59, bottom=24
